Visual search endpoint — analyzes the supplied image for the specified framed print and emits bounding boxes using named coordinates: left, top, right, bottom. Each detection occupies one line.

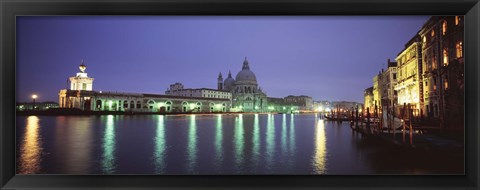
left=1, top=0, right=479, bottom=189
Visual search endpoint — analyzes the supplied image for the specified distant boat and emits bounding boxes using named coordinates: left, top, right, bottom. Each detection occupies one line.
left=324, top=115, right=351, bottom=121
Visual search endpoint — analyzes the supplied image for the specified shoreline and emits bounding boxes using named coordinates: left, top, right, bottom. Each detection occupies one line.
left=16, top=109, right=316, bottom=116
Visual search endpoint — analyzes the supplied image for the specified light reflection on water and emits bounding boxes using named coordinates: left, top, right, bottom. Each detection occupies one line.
left=312, top=119, right=327, bottom=174
left=233, top=114, right=244, bottom=172
left=102, top=115, right=116, bottom=174
left=214, top=114, right=223, bottom=170
left=187, top=115, right=197, bottom=173
left=154, top=115, right=166, bottom=174
left=15, top=113, right=463, bottom=175
left=18, top=116, right=42, bottom=174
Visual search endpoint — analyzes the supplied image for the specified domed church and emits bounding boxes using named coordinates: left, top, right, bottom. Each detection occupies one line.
left=217, top=57, right=268, bottom=112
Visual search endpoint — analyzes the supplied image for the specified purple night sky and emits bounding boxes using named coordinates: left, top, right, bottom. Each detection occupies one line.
left=16, top=16, right=429, bottom=103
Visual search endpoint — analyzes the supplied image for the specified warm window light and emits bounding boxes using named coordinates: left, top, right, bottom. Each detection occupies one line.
left=455, top=16, right=460, bottom=25
left=444, top=81, right=449, bottom=90
left=443, top=49, right=449, bottom=66
left=442, top=20, right=447, bottom=35
left=423, top=36, right=426, bottom=43
left=456, top=42, right=463, bottom=58
left=431, top=30, right=435, bottom=37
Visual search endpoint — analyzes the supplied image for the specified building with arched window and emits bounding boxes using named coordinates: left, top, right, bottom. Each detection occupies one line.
left=58, top=61, right=230, bottom=113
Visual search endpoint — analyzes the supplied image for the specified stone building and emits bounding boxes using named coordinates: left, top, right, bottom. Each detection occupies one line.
left=394, top=35, right=423, bottom=113
left=364, top=86, right=374, bottom=113
left=59, top=62, right=230, bottom=113
left=165, top=82, right=232, bottom=100
left=218, top=57, right=268, bottom=112
left=380, top=59, right=398, bottom=107
left=283, top=95, right=313, bottom=111
left=419, top=16, right=464, bottom=128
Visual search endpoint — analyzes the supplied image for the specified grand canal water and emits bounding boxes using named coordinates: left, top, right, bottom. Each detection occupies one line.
left=16, top=114, right=463, bottom=175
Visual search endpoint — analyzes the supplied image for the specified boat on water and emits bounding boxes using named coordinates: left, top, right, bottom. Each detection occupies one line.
left=324, top=115, right=351, bottom=121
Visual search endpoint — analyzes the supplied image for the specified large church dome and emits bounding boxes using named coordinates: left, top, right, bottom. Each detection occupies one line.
left=235, top=57, right=257, bottom=84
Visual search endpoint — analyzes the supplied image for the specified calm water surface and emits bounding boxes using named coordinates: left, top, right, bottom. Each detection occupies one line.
left=16, top=114, right=463, bottom=174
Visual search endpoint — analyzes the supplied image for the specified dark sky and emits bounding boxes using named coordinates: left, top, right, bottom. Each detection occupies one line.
left=16, top=16, right=429, bottom=103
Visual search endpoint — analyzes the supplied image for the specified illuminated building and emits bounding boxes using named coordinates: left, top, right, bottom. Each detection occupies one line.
left=394, top=35, right=423, bottom=112
left=16, top=101, right=59, bottom=111
left=283, top=95, right=313, bottom=111
left=218, top=57, right=268, bottom=112
left=372, top=74, right=381, bottom=108
left=165, top=83, right=232, bottom=100
left=419, top=16, right=464, bottom=128
left=364, top=86, right=374, bottom=113
left=58, top=61, right=231, bottom=113
left=380, top=59, right=398, bottom=107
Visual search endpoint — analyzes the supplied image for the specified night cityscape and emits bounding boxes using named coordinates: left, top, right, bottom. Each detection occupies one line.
left=16, top=16, right=464, bottom=175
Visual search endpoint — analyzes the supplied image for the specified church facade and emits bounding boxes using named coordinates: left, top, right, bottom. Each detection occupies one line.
left=217, top=57, right=268, bottom=112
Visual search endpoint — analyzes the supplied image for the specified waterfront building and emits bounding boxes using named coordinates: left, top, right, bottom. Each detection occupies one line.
left=59, top=62, right=230, bottom=113
left=313, top=100, right=332, bottom=112
left=331, top=101, right=363, bottom=113
left=394, top=35, right=423, bottom=114
left=283, top=95, right=314, bottom=111
left=419, top=16, right=464, bottom=128
left=219, top=57, right=268, bottom=112
left=266, top=97, right=299, bottom=113
left=16, top=101, right=59, bottom=111
left=364, top=86, right=374, bottom=113
left=165, top=82, right=232, bottom=100
left=372, top=74, right=381, bottom=108
left=380, top=59, right=398, bottom=107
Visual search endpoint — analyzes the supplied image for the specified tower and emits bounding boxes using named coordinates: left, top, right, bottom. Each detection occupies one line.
left=69, top=59, right=94, bottom=91
left=217, top=72, right=223, bottom=90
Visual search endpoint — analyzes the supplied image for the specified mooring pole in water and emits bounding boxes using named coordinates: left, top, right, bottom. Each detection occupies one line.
left=409, top=104, right=413, bottom=145
left=402, top=103, right=406, bottom=144
left=355, top=106, right=359, bottom=129
left=392, top=103, right=396, bottom=138
left=366, top=107, right=371, bottom=134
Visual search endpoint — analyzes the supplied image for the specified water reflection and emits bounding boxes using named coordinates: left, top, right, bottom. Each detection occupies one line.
left=102, top=115, right=116, bottom=174
left=18, top=116, right=42, bottom=174
left=265, top=114, right=275, bottom=170
left=187, top=115, right=197, bottom=173
left=154, top=115, right=166, bottom=174
left=281, top=114, right=287, bottom=160
left=234, top=114, right=244, bottom=171
left=214, top=114, right=223, bottom=169
left=312, top=119, right=327, bottom=174
left=63, top=117, right=93, bottom=173
left=289, top=114, right=296, bottom=167
left=252, top=114, right=260, bottom=168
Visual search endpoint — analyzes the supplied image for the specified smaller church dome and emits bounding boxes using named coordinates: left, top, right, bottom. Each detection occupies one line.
left=224, top=71, right=236, bottom=89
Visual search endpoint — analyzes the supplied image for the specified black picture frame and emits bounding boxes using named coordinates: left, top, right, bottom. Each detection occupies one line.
left=1, top=0, right=479, bottom=189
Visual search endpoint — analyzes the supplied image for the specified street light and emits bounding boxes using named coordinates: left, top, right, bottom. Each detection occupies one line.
left=31, top=94, right=37, bottom=111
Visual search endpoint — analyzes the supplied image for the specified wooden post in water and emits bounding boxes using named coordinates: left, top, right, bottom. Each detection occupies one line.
left=355, top=106, right=359, bottom=129
left=366, top=107, right=371, bottom=134
left=392, top=103, right=396, bottom=138
left=386, top=103, right=390, bottom=134
left=409, top=104, right=413, bottom=145
left=402, top=103, right=406, bottom=143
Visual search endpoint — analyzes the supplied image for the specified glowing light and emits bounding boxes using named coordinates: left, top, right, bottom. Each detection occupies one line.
left=187, top=115, right=197, bottom=173
left=326, top=108, right=331, bottom=112
left=102, top=115, right=116, bottom=174
left=255, top=106, right=259, bottom=110
left=31, top=94, right=38, bottom=99
left=283, top=107, right=286, bottom=110
left=18, top=116, right=42, bottom=174
left=214, top=114, right=223, bottom=169
left=252, top=114, right=260, bottom=166
left=154, top=115, right=166, bottom=174
left=234, top=113, right=244, bottom=170
left=312, top=119, right=327, bottom=174
left=266, top=114, right=275, bottom=170
left=317, top=106, right=323, bottom=112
